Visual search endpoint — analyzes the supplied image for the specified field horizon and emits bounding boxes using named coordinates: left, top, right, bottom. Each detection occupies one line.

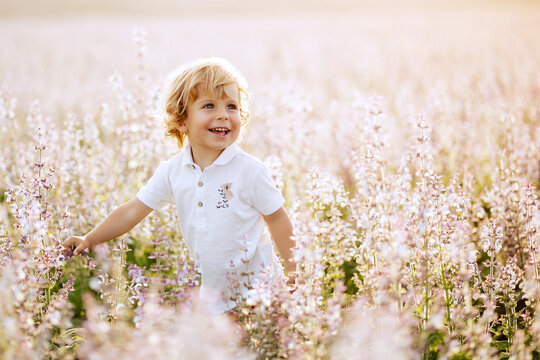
left=2, top=0, right=539, bottom=18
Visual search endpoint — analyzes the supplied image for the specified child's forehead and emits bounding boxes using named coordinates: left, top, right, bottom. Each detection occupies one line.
left=193, top=83, right=239, bottom=101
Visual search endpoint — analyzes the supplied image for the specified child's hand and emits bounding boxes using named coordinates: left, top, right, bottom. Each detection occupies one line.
left=286, top=271, right=299, bottom=293
left=286, top=272, right=296, bottom=286
left=62, top=235, right=90, bottom=256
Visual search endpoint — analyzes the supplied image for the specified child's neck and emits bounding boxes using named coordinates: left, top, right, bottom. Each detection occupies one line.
left=190, top=146, right=224, bottom=171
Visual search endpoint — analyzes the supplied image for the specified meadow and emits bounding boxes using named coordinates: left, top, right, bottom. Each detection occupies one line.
left=1, top=5, right=540, bottom=359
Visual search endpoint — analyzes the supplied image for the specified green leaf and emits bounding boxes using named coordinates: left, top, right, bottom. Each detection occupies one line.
left=427, top=330, right=444, bottom=351
left=450, top=353, right=470, bottom=360
left=492, top=340, right=510, bottom=351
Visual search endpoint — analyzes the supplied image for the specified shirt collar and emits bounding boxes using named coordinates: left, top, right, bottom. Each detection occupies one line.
left=181, top=143, right=239, bottom=169
left=181, top=144, right=195, bottom=168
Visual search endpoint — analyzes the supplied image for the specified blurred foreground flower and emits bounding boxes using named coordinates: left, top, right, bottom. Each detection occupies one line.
left=329, top=300, right=415, bottom=359
left=77, top=291, right=253, bottom=360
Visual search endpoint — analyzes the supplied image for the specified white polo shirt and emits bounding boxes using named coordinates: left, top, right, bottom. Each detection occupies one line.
left=136, top=143, right=285, bottom=313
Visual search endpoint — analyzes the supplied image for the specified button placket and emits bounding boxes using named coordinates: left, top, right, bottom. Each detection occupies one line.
left=194, top=173, right=207, bottom=227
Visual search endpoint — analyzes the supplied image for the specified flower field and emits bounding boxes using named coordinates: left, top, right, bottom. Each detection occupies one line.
left=1, top=5, right=540, bottom=359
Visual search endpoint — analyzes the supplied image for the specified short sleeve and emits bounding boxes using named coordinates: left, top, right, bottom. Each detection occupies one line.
left=136, top=161, right=174, bottom=210
left=249, top=164, right=285, bottom=216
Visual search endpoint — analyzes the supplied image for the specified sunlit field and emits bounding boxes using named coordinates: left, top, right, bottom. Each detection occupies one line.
left=1, top=3, right=540, bottom=359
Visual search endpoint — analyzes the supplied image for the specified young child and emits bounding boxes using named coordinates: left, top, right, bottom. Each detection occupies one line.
left=62, top=58, right=295, bottom=314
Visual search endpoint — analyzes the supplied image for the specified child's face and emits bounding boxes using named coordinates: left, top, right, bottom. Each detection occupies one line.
left=180, top=83, right=241, bottom=158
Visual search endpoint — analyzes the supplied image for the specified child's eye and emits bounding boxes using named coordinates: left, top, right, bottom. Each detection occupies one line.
left=203, top=104, right=214, bottom=109
left=227, top=104, right=238, bottom=110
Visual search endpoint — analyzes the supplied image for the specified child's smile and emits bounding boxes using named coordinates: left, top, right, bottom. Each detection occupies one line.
left=208, top=127, right=231, bottom=136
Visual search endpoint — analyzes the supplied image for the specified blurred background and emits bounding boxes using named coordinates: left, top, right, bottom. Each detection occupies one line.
left=2, top=0, right=538, bottom=16
left=1, top=0, right=539, bottom=115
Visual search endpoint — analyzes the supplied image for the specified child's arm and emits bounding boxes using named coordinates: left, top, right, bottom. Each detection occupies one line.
left=263, top=207, right=296, bottom=284
left=62, top=198, right=153, bottom=255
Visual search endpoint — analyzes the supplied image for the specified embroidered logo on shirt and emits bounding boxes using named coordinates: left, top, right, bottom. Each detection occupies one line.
left=217, top=183, right=233, bottom=208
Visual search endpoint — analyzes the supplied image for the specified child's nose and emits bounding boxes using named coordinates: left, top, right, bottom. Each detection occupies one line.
left=216, top=106, right=229, bottom=120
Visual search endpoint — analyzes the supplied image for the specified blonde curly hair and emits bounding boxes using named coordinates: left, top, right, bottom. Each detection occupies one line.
left=162, top=58, right=249, bottom=148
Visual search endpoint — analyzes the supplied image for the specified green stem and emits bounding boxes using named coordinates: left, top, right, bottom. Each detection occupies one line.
left=424, top=271, right=430, bottom=327
left=440, top=263, right=452, bottom=332
left=113, top=238, right=124, bottom=322
left=423, top=224, right=430, bottom=328
left=38, top=146, right=42, bottom=221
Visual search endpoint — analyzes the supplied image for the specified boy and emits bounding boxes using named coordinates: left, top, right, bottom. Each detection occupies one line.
left=63, top=58, right=295, bottom=314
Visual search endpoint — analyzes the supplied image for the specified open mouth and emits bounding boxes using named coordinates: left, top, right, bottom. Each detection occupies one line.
left=208, top=127, right=230, bottom=136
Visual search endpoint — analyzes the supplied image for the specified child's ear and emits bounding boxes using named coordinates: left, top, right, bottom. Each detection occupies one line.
left=177, top=119, right=187, bottom=133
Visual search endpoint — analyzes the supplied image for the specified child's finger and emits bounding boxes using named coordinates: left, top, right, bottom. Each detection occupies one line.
left=286, top=273, right=297, bottom=285
left=61, top=238, right=73, bottom=248
left=62, top=237, right=80, bottom=249
left=73, top=243, right=86, bottom=256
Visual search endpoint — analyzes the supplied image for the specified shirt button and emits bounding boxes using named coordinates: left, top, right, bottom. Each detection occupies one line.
left=198, top=181, right=203, bottom=187
left=198, top=201, right=203, bottom=207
